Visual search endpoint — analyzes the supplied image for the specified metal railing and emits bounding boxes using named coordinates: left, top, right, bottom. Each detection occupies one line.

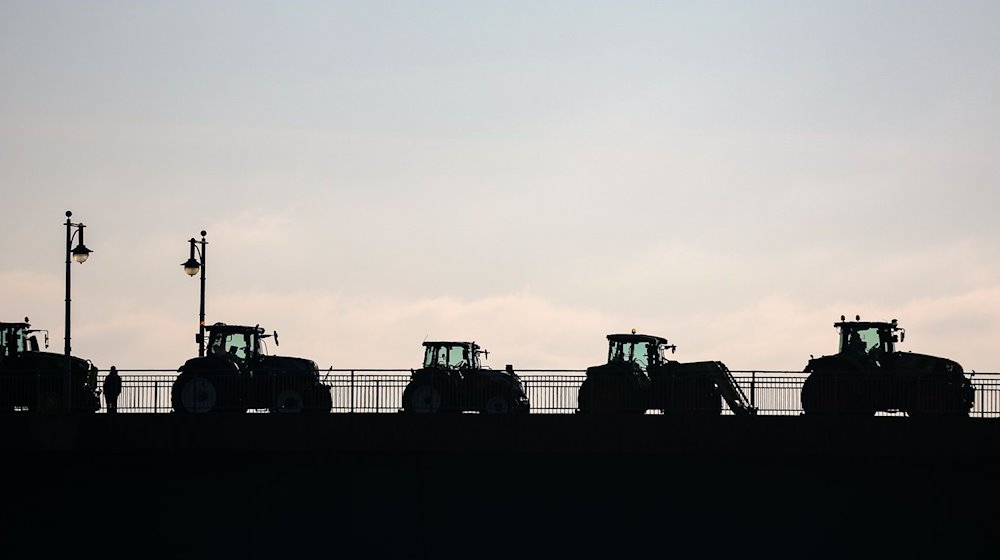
left=38, top=368, right=999, bottom=417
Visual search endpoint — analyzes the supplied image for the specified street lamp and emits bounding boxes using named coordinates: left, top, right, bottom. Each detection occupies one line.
left=64, top=210, right=92, bottom=411
left=182, top=230, right=208, bottom=357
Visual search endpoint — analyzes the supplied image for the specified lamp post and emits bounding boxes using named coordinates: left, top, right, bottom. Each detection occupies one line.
left=64, top=210, right=92, bottom=411
left=182, top=230, right=208, bottom=357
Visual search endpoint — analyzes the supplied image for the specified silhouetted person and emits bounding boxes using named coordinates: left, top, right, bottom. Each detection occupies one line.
left=846, top=332, right=865, bottom=356
left=103, top=366, right=122, bottom=414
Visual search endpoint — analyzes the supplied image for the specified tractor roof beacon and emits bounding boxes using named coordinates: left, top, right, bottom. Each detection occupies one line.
left=0, top=317, right=100, bottom=413
left=171, top=322, right=333, bottom=414
left=577, top=330, right=756, bottom=415
left=401, top=340, right=530, bottom=414
left=801, top=315, right=974, bottom=417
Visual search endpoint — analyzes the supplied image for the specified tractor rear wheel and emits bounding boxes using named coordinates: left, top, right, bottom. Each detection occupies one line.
left=802, top=374, right=873, bottom=416
left=578, top=379, right=627, bottom=414
left=172, top=375, right=219, bottom=413
left=404, top=383, right=444, bottom=413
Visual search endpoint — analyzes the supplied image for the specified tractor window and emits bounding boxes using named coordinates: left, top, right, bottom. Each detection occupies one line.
left=211, top=332, right=252, bottom=361
left=608, top=341, right=628, bottom=363
left=1, top=326, right=26, bottom=357
left=422, top=345, right=471, bottom=369
left=451, top=346, right=471, bottom=368
left=841, top=327, right=881, bottom=356
left=875, top=327, right=895, bottom=355
left=633, top=341, right=651, bottom=372
left=422, top=346, right=438, bottom=368
left=226, top=333, right=251, bottom=361
left=608, top=340, right=651, bottom=371
left=424, top=346, right=449, bottom=368
left=859, top=328, right=882, bottom=355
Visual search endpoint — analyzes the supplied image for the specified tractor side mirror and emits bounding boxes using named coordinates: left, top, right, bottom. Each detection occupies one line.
left=27, top=335, right=39, bottom=352
left=195, top=333, right=203, bottom=344
left=900, top=331, right=905, bottom=343
left=273, top=331, right=279, bottom=346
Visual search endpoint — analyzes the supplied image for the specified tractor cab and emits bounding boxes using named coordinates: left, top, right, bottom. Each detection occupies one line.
left=835, top=315, right=904, bottom=362
left=422, top=341, right=483, bottom=371
left=203, top=323, right=278, bottom=369
left=0, top=319, right=47, bottom=358
left=605, top=332, right=676, bottom=374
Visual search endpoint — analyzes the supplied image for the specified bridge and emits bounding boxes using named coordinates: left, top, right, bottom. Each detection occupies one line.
left=73, top=368, right=1000, bottom=416
left=4, top=369, right=998, bottom=558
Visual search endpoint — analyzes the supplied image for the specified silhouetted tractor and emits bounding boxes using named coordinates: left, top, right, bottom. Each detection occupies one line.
left=577, top=330, right=756, bottom=415
left=172, top=322, right=333, bottom=414
left=401, top=341, right=530, bottom=414
left=800, top=316, right=975, bottom=417
left=0, top=317, right=100, bottom=413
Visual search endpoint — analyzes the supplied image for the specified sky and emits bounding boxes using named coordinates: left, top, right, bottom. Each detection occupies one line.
left=3, top=1, right=1000, bottom=374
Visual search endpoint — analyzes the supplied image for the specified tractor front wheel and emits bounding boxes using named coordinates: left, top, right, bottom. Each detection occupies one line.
left=270, top=388, right=305, bottom=414
left=481, top=394, right=514, bottom=414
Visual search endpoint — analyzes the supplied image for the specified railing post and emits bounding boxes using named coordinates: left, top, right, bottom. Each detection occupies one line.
left=347, top=369, right=354, bottom=414
left=349, top=369, right=354, bottom=414
left=376, top=379, right=381, bottom=413
left=751, top=371, right=756, bottom=410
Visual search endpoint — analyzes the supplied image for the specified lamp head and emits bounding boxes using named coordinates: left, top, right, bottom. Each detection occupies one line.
left=182, top=257, right=201, bottom=276
left=71, top=244, right=91, bottom=264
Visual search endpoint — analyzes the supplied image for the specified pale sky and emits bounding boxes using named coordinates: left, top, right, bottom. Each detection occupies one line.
left=3, top=1, right=1000, bottom=374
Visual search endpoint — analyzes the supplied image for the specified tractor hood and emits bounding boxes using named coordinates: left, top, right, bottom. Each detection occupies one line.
left=9, top=349, right=93, bottom=374
left=889, top=351, right=964, bottom=374
left=586, top=360, right=643, bottom=377
left=806, top=353, right=865, bottom=372
left=479, top=367, right=524, bottom=387
left=260, top=355, right=321, bottom=376
left=262, top=355, right=318, bottom=368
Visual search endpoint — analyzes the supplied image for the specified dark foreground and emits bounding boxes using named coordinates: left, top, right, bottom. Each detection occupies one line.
left=3, top=413, right=999, bottom=558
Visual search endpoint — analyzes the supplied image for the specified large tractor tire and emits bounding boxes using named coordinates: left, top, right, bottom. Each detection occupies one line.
left=267, top=386, right=332, bottom=415
left=37, top=391, right=63, bottom=414
left=801, top=373, right=873, bottom=416
left=270, top=388, right=305, bottom=414
left=172, top=375, right=232, bottom=413
left=403, top=382, right=447, bottom=413
left=307, top=386, right=333, bottom=414
left=908, top=380, right=971, bottom=418
left=578, top=378, right=634, bottom=414
left=481, top=393, right=515, bottom=414
left=402, top=372, right=462, bottom=414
